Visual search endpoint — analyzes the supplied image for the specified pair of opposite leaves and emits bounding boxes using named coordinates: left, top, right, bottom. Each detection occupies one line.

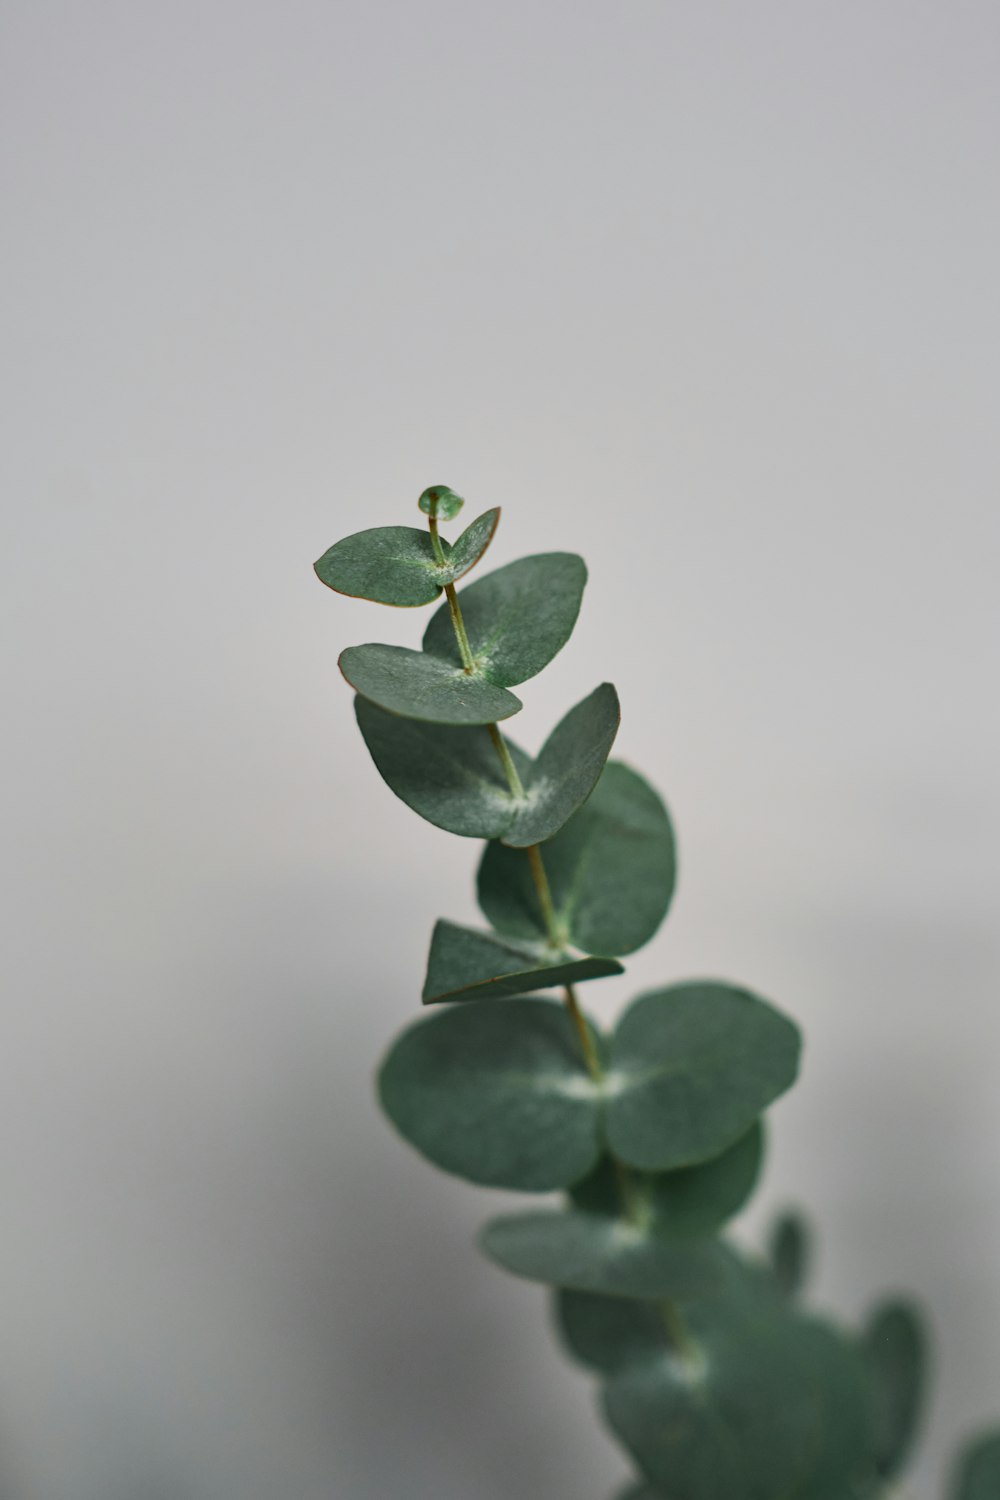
left=317, top=504, right=588, bottom=727
left=591, top=1257, right=928, bottom=1500
left=380, top=984, right=801, bottom=1304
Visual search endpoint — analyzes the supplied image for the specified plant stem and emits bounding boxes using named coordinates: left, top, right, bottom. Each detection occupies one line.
left=424, top=511, right=696, bottom=1363
left=487, top=724, right=526, bottom=799
left=428, top=516, right=476, bottom=673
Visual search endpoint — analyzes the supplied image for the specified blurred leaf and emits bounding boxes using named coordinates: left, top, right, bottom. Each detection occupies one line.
left=378, top=999, right=602, bottom=1190
left=768, top=1211, right=811, bottom=1300
left=504, top=682, right=621, bottom=846
left=864, top=1298, right=929, bottom=1479
left=355, top=698, right=531, bottom=837
left=314, top=526, right=443, bottom=606
left=556, top=1287, right=665, bottom=1375
left=480, top=1207, right=722, bottom=1300
left=340, top=643, right=521, bottom=724
left=570, top=1126, right=764, bottom=1241
left=423, top=553, right=587, bottom=686
left=478, top=761, right=675, bottom=955
left=951, top=1431, right=1000, bottom=1500
left=606, top=983, right=801, bottom=1171
left=422, top=919, right=622, bottom=1004
left=603, top=1252, right=870, bottom=1500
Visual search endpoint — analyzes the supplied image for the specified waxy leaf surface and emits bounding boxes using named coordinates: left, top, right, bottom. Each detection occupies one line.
left=423, top=552, right=587, bottom=686
left=502, top=682, right=620, bottom=847
left=422, top=920, right=622, bottom=1004
left=315, top=526, right=443, bottom=606
left=355, top=699, right=531, bottom=838
left=357, top=685, right=617, bottom=843
left=340, top=643, right=521, bottom=724
left=378, top=999, right=602, bottom=1191
left=864, top=1299, right=928, bottom=1480
left=480, top=1208, right=722, bottom=1300
left=606, top=983, right=801, bottom=1172
left=478, top=762, right=675, bottom=954
left=315, top=510, right=498, bottom=608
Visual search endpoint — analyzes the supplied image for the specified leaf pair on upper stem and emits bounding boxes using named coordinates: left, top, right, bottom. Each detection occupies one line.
left=340, top=549, right=588, bottom=725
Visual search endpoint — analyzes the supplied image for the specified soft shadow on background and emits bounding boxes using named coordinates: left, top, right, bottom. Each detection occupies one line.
left=2, top=3, right=998, bottom=1496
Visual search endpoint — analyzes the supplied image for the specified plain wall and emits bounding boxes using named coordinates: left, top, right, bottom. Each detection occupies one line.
left=2, top=3, right=998, bottom=1496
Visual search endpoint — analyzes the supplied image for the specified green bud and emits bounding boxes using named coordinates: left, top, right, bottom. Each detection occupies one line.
left=418, top=484, right=465, bottom=522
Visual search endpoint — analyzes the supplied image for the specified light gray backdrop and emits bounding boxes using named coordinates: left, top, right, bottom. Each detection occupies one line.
left=2, top=3, right=998, bottom=1497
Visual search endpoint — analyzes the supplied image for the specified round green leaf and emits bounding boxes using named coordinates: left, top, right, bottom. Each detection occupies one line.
left=952, top=1432, right=1000, bottom=1500
left=422, top=553, right=587, bottom=687
left=793, top=1321, right=875, bottom=1500
left=418, top=483, right=464, bottom=520
left=437, top=507, right=501, bottom=583
left=378, top=999, right=602, bottom=1191
left=647, top=1121, right=764, bottom=1237
left=354, top=697, right=531, bottom=838
left=768, top=1210, right=811, bottom=1300
left=555, top=1287, right=665, bottom=1375
left=422, top=919, right=623, bottom=1005
left=503, top=683, right=621, bottom=848
left=606, top=983, right=801, bottom=1172
left=602, top=1257, right=857, bottom=1500
left=478, top=762, right=675, bottom=956
left=569, top=1128, right=764, bottom=1241
left=340, top=643, right=522, bottom=725
left=314, top=525, right=444, bottom=607
left=864, top=1298, right=929, bottom=1479
left=480, top=1208, right=722, bottom=1300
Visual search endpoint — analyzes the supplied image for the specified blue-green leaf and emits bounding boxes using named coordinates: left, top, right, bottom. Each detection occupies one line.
left=439, top=507, right=501, bottom=582
left=570, top=1127, right=764, bottom=1241
left=340, top=643, right=522, bottom=725
left=951, top=1431, right=1000, bottom=1500
left=354, top=698, right=531, bottom=838
left=503, top=683, right=620, bottom=847
left=423, top=553, right=587, bottom=686
left=422, top=920, right=622, bottom=1005
left=864, top=1298, right=929, bottom=1479
left=606, top=983, right=801, bottom=1172
left=481, top=1208, right=722, bottom=1300
left=555, top=1287, right=665, bottom=1375
left=603, top=1253, right=869, bottom=1500
left=314, top=526, right=444, bottom=607
left=478, top=762, right=675, bottom=955
left=378, top=999, right=602, bottom=1191
left=355, top=686, right=617, bottom=842
left=768, top=1211, right=811, bottom=1300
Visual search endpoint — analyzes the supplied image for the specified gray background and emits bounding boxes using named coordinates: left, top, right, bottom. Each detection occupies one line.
left=2, top=2, right=998, bottom=1496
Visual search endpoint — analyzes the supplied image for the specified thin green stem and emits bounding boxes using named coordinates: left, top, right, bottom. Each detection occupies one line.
left=427, top=513, right=447, bottom=565
left=428, top=515, right=476, bottom=673
left=487, top=724, right=526, bottom=799
left=444, top=582, right=476, bottom=672
left=562, top=982, right=602, bottom=1083
left=527, top=844, right=562, bottom=947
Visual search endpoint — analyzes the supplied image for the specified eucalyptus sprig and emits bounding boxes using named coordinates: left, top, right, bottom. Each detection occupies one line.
left=315, top=484, right=996, bottom=1499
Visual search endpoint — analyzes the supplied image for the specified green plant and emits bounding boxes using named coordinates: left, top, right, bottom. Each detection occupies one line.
left=314, top=485, right=997, bottom=1499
